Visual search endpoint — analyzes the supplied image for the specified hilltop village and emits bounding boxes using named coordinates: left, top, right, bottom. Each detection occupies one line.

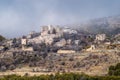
left=0, top=25, right=120, bottom=76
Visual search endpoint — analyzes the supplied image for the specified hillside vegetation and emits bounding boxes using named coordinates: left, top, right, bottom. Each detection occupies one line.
left=0, top=35, right=5, bottom=41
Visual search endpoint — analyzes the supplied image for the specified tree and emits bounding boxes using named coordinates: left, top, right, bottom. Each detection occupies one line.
left=108, top=63, right=120, bottom=76
left=0, top=35, right=5, bottom=41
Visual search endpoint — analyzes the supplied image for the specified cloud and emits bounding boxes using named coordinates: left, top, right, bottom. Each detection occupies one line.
left=0, top=0, right=120, bottom=38
left=0, top=9, right=24, bottom=37
left=0, top=10, right=21, bottom=29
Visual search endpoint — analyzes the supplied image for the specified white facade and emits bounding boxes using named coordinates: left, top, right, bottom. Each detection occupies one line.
left=96, top=34, right=106, bottom=41
left=21, top=39, right=27, bottom=45
left=7, top=40, right=13, bottom=46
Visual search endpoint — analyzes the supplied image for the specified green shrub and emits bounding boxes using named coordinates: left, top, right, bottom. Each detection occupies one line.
left=0, top=73, right=120, bottom=80
left=108, top=63, right=120, bottom=76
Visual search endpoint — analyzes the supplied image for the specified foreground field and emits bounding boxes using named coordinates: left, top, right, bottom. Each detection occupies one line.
left=0, top=73, right=120, bottom=80
left=0, top=62, right=120, bottom=80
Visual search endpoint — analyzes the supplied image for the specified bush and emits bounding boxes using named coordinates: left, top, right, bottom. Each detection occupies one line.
left=108, top=63, right=120, bottom=76
left=0, top=73, right=120, bottom=80
left=0, top=35, right=5, bottom=41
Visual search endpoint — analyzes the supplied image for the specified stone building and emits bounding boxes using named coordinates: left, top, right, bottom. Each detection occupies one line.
left=27, top=31, right=40, bottom=39
left=55, top=39, right=66, bottom=47
left=86, top=45, right=96, bottom=51
left=7, top=40, right=13, bottom=46
left=21, top=38, right=33, bottom=51
left=21, top=39, right=27, bottom=45
left=67, top=39, right=72, bottom=45
left=63, top=27, right=77, bottom=34
left=41, top=25, right=63, bottom=36
left=96, top=34, right=106, bottom=41
left=74, top=40, right=80, bottom=45
left=41, top=25, right=55, bottom=36
left=0, top=46, right=4, bottom=51
left=57, top=49, right=75, bottom=54
left=22, top=46, right=33, bottom=51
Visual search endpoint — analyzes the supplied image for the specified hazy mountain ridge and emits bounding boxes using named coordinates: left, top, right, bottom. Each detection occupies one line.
left=73, top=15, right=120, bottom=35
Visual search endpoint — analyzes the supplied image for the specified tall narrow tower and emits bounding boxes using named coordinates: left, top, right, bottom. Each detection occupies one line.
left=21, top=38, right=27, bottom=50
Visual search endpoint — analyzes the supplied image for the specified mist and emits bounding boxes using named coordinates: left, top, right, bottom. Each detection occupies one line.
left=0, top=0, right=120, bottom=38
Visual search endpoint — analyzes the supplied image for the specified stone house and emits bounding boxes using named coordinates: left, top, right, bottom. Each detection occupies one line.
left=74, top=40, right=80, bottom=45
left=7, top=40, right=13, bottom=46
left=55, top=39, right=66, bottom=47
left=22, top=46, right=33, bottom=51
left=96, top=34, right=106, bottom=41
left=0, top=46, right=4, bottom=51
left=86, top=45, right=96, bottom=51
left=57, top=49, right=75, bottom=54
left=21, top=39, right=27, bottom=45
left=27, top=31, right=40, bottom=39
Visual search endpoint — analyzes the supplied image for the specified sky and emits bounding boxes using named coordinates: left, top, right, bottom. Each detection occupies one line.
left=0, top=0, right=120, bottom=38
